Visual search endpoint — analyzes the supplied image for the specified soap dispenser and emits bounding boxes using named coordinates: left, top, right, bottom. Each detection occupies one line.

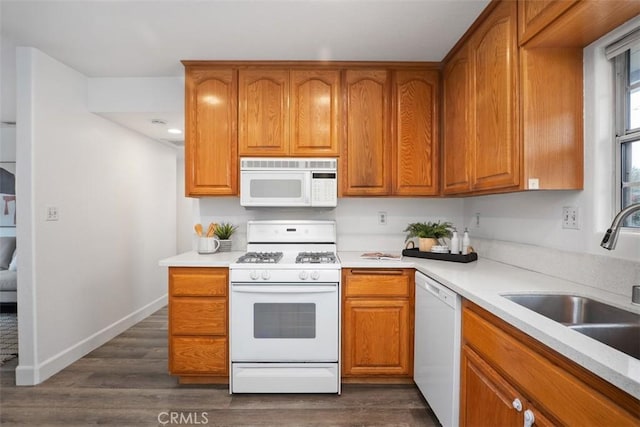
left=462, top=228, right=471, bottom=255
left=450, top=228, right=460, bottom=254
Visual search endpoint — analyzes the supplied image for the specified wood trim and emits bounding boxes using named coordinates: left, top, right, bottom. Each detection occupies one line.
left=182, top=60, right=441, bottom=70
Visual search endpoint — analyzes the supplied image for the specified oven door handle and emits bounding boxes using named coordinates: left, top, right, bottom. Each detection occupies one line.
left=231, top=285, right=337, bottom=294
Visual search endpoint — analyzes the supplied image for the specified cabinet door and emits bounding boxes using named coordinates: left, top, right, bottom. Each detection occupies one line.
left=393, top=70, right=439, bottom=196
left=342, top=69, right=391, bottom=196
left=470, top=0, right=520, bottom=191
left=342, top=298, right=412, bottom=376
left=461, top=345, right=522, bottom=427
left=443, top=45, right=473, bottom=194
left=184, top=67, right=238, bottom=196
left=239, top=69, right=290, bottom=156
left=290, top=70, right=340, bottom=156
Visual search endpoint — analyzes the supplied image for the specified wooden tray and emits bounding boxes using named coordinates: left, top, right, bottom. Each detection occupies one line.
left=402, top=248, right=478, bottom=263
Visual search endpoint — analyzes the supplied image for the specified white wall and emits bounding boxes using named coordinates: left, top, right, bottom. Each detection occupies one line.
left=462, top=17, right=640, bottom=264
left=191, top=196, right=464, bottom=253
left=15, top=47, right=177, bottom=385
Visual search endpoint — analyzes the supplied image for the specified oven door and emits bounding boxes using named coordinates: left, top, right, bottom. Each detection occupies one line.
left=230, top=283, right=339, bottom=362
left=240, top=170, right=310, bottom=207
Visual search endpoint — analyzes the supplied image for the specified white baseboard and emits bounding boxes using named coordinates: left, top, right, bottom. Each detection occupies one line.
left=15, top=294, right=167, bottom=386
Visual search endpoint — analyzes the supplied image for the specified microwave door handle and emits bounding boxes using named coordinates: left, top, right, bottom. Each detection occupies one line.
left=232, top=285, right=336, bottom=294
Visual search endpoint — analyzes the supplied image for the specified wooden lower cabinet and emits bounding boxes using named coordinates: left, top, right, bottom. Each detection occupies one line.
left=168, top=267, right=228, bottom=384
left=342, top=268, right=414, bottom=381
left=461, top=300, right=640, bottom=426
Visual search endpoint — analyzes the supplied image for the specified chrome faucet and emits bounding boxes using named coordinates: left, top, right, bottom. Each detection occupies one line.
left=600, top=203, right=640, bottom=250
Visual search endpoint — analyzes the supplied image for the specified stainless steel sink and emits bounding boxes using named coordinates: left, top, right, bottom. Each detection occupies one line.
left=568, top=324, right=640, bottom=359
left=502, top=294, right=639, bottom=359
left=502, top=294, right=638, bottom=325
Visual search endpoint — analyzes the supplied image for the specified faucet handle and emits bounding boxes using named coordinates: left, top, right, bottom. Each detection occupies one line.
left=633, top=285, right=640, bottom=305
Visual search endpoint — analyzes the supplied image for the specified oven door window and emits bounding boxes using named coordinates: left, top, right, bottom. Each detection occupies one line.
left=253, top=303, right=316, bottom=339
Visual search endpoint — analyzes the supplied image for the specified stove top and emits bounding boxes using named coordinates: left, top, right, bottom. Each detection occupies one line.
left=236, top=252, right=284, bottom=264
left=296, top=251, right=338, bottom=264
left=229, top=220, right=341, bottom=282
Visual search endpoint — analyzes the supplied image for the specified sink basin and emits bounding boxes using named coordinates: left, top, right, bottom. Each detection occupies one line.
left=502, top=294, right=638, bottom=325
left=568, top=324, right=640, bottom=359
left=502, top=294, right=639, bottom=359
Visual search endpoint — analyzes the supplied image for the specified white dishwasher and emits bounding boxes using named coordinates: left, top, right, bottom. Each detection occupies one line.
left=414, top=271, right=461, bottom=427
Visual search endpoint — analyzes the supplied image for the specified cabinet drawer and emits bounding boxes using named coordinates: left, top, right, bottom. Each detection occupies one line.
left=170, top=336, right=227, bottom=375
left=170, top=297, right=226, bottom=335
left=343, top=269, right=412, bottom=297
left=169, top=267, right=227, bottom=296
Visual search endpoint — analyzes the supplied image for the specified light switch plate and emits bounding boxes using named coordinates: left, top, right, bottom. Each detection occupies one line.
left=562, top=206, right=579, bottom=229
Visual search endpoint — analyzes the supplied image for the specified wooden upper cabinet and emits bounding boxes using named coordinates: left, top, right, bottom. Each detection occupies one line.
left=443, top=45, right=473, bottom=195
left=184, top=67, right=238, bottom=196
left=518, top=0, right=579, bottom=45
left=393, top=70, right=439, bottom=196
left=519, top=0, right=640, bottom=48
left=290, top=70, right=340, bottom=156
left=238, top=68, right=340, bottom=157
left=342, top=69, right=391, bottom=196
left=469, top=0, right=520, bottom=191
left=239, top=69, right=290, bottom=156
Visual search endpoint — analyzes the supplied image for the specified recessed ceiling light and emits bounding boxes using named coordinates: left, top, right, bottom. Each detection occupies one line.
left=167, top=128, right=183, bottom=135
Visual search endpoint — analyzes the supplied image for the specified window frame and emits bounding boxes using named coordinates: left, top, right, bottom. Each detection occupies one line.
left=613, top=45, right=640, bottom=227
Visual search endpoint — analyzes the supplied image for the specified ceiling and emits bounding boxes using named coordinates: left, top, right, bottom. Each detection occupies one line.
left=0, top=0, right=490, bottom=144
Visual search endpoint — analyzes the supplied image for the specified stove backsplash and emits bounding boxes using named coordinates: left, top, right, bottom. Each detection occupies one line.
left=187, top=197, right=464, bottom=253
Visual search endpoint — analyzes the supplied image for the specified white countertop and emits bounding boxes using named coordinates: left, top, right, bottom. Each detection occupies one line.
left=158, top=250, right=640, bottom=399
left=159, top=250, right=245, bottom=267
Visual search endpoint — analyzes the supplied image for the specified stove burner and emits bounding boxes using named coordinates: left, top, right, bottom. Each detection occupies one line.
left=296, top=251, right=337, bottom=264
left=237, top=252, right=283, bottom=264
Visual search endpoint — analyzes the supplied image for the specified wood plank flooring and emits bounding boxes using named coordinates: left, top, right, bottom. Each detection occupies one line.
left=0, top=307, right=441, bottom=426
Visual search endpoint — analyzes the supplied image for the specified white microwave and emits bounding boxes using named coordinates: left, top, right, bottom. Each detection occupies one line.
left=240, top=158, right=338, bottom=207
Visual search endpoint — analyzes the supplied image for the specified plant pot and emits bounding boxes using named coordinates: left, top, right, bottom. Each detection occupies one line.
left=218, top=239, right=232, bottom=252
left=418, top=237, right=439, bottom=252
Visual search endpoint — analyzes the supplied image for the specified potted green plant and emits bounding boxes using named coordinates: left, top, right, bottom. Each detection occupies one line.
left=214, top=222, right=238, bottom=252
left=404, top=221, right=453, bottom=252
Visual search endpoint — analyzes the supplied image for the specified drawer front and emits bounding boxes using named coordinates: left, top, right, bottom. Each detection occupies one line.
left=169, top=267, right=227, bottom=296
left=170, top=336, right=228, bottom=375
left=171, top=298, right=226, bottom=335
left=343, top=269, right=412, bottom=297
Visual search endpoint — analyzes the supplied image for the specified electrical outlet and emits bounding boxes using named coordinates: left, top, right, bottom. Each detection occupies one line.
left=378, top=211, right=387, bottom=225
left=46, top=206, right=59, bottom=221
left=562, top=206, right=579, bottom=229
left=475, top=212, right=481, bottom=227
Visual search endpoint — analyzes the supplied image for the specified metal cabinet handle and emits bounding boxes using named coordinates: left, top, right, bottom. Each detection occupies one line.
left=512, top=398, right=523, bottom=412
left=523, top=409, right=535, bottom=427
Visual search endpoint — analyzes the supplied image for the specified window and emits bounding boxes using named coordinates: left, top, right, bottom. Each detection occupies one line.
left=610, top=30, right=640, bottom=227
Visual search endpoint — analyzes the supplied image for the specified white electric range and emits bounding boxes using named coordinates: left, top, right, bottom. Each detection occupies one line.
left=229, top=220, right=341, bottom=394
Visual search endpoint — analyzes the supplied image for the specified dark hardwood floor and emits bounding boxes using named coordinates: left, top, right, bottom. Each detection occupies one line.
left=0, top=307, right=441, bottom=426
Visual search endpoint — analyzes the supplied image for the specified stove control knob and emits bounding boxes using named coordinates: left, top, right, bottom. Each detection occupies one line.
left=311, top=271, right=320, bottom=280
left=261, top=270, right=271, bottom=280
left=299, top=270, right=309, bottom=280
left=249, top=270, right=259, bottom=280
